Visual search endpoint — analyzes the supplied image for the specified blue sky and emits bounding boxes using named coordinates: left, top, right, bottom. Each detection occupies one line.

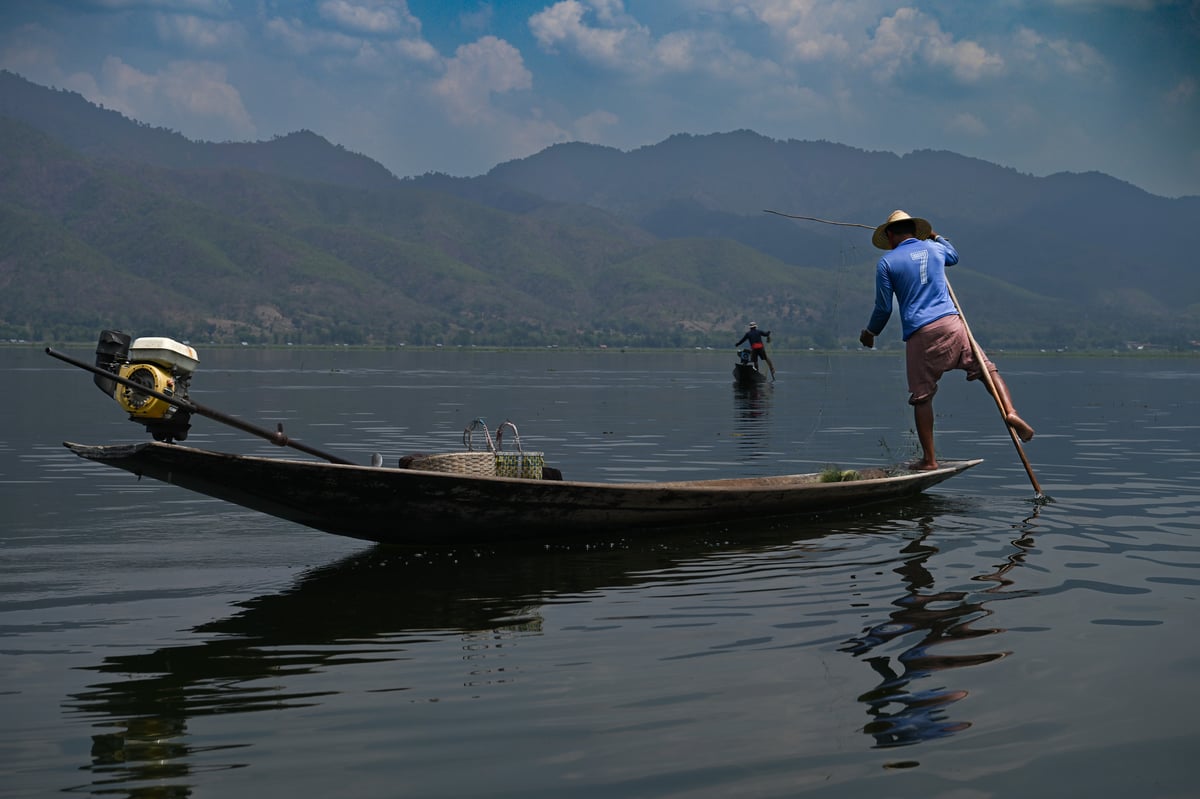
left=2, top=1, right=1197, bottom=197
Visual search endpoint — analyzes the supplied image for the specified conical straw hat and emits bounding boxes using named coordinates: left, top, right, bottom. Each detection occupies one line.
left=872, top=209, right=932, bottom=249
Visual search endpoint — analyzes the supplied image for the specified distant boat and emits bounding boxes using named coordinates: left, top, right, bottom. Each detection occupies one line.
left=733, top=348, right=768, bottom=385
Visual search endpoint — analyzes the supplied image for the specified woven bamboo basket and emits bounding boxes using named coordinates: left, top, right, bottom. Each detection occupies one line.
left=495, top=452, right=545, bottom=479
left=493, top=419, right=544, bottom=479
left=407, top=451, right=496, bottom=477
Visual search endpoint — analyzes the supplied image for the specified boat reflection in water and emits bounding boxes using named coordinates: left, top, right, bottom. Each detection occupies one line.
left=842, top=509, right=1042, bottom=748
left=64, top=501, right=1039, bottom=793
left=66, top=541, right=571, bottom=794
left=731, top=379, right=773, bottom=464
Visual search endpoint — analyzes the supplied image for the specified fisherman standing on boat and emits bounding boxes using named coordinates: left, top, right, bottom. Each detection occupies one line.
left=858, top=210, right=1034, bottom=471
left=735, top=322, right=776, bottom=381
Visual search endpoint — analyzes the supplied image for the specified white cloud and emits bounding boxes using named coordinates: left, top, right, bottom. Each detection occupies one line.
left=731, top=0, right=852, bottom=62
left=529, top=0, right=652, bottom=69
left=265, top=16, right=364, bottom=56
left=573, top=108, right=619, bottom=142
left=318, top=0, right=422, bottom=37
left=70, top=57, right=256, bottom=140
left=417, top=35, right=572, bottom=169
left=263, top=13, right=437, bottom=67
left=947, top=111, right=988, bottom=136
left=928, top=35, right=1003, bottom=83
left=154, top=13, right=246, bottom=51
left=393, top=37, right=440, bottom=64
left=458, top=4, right=495, bottom=35
left=528, top=0, right=784, bottom=85
left=785, top=29, right=851, bottom=63
left=1013, top=27, right=1108, bottom=79
left=649, top=28, right=780, bottom=84
left=432, top=36, right=533, bottom=124
left=86, top=0, right=233, bottom=12
left=653, top=30, right=697, bottom=71
left=862, top=8, right=1003, bottom=83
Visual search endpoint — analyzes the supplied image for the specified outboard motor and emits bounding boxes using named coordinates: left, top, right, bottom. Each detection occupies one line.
left=93, top=329, right=131, bottom=396
left=92, top=329, right=198, bottom=442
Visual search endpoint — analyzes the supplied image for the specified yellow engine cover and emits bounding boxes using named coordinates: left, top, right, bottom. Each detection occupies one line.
left=115, top=363, right=176, bottom=419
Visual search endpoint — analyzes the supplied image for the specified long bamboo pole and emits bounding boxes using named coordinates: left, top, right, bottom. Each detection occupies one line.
left=762, top=209, right=874, bottom=229
left=45, top=347, right=355, bottom=465
left=943, top=282, right=1045, bottom=499
left=765, top=209, right=1046, bottom=498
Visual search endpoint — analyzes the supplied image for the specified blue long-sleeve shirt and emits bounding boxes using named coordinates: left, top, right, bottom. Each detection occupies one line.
left=866, top=236, right=960, bottom=341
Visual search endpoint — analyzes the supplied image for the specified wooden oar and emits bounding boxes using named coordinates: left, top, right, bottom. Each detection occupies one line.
left=45, top=347, right=355, bottom=465
left=943, top=282, right=1046, bottom=500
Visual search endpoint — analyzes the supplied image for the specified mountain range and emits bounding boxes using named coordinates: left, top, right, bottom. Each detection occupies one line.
left=1, top=69, right=1196, bottom=350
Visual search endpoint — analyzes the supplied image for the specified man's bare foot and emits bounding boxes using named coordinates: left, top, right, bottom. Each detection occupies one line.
left=908, top=459, right=939, bottom=472
left=1006, top=412, right=1035, bottom=442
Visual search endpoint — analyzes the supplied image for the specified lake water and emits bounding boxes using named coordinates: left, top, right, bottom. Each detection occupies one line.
left=2, top=346, right=1197, bottom=798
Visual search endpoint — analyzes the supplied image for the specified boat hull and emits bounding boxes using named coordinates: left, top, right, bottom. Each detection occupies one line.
left=733, top=362, right=767, bottom=385
left=64, top=442, right=981, bottom=545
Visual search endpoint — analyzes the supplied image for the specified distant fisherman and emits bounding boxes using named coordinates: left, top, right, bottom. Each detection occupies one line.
left=859, top=210, right=1033, bottom=471
left=735, top=322, right=775, bottom=381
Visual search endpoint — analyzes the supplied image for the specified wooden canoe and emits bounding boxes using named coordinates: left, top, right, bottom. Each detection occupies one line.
left=732, top=361, right=768, bottom=385
left=64, top=441, right=981, bottom=545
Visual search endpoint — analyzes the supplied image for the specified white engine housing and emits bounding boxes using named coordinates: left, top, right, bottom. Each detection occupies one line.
left=129, top=337, right=199, bottom=375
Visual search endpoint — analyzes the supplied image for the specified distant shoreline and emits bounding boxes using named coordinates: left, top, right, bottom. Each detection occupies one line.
left=11, top=341, right=1197, bottom=358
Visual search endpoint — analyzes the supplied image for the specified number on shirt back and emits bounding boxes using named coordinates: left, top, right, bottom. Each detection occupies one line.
left=910, top=249, right=929, bottom=284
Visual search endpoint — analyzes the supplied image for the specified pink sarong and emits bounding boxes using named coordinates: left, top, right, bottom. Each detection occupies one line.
left=905, top=315, right=994, bottom=405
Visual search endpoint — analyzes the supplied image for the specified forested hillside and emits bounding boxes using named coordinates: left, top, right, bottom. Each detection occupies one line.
left=436, top=132, right=1199, bottom=325
left=2, top=70, right=1196, bottom=350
